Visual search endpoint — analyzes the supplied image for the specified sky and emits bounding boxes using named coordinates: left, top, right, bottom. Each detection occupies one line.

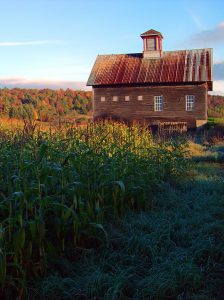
left=0, top=0, right=223, bottom=94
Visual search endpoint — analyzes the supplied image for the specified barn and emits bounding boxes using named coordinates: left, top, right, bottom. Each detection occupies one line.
left=87, top=29, right=213, bottom=128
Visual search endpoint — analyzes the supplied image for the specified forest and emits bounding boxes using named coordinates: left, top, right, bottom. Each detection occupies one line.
left=0, top=88, right=92, bottom=123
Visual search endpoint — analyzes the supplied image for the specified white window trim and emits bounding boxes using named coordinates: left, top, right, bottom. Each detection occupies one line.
left=154, top=95, right=163, bottom=111
left=186, top=95, right=195, bottom=111
left=138, top=95, right=143, bottom=101
left=125, top=95, right=130, bottom=101
left=112, top=96, right=118, bottom=102
left=100, top=96, right=106, bottom=102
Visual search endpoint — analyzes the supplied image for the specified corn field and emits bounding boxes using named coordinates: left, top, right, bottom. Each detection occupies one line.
left=0, top=121, right=188, bottom=298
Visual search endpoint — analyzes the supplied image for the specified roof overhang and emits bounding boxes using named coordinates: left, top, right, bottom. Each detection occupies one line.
left=88, top=82, right=213, bottom=89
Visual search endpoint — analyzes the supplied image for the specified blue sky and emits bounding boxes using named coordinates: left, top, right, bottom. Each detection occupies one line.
left=0, top=0, right=223, bottom=93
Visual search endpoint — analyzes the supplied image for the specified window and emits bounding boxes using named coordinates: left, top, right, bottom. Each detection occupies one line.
left=125, top=95, right=130, bottom=101
left=186, top=95, right=195, bottom=111
left=112, top=96, right=118, bottom=102
left=154, top=95, right=163, bottom=111
left=138, top=95, right=143, bottom=101
left=100, top=96, right=105, bottom=102
left=146, top=38, right=155, bottom=51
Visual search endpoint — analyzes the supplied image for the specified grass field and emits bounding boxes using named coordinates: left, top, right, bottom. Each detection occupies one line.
left=0, top=120, right=223, bottom=299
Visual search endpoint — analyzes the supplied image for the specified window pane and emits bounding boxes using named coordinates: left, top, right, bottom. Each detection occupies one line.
left=112, top=96, right=118, bottom=102
left=186, top=95, right=195, bottom=111
left=154, top=95, right=163, bottom=111
left=146, top=39, right=155, bottom=51
left=100, top=96, right=105, bottom=102
left=138, top=95, right=143, bottom=101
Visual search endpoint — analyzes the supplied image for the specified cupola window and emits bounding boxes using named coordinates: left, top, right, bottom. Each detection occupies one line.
left=146, top=38, right=155, bottom=51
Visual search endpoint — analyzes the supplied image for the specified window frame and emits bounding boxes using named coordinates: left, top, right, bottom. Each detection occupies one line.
left=154, top=95, right=163, bottom=111
left=186, top=95, right=195, bottom=111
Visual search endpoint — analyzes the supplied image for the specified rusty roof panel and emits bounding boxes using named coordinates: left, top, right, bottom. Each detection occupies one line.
left=87, top=49, right=213, bottom=88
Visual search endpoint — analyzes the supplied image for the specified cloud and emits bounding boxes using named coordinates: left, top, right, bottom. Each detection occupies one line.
left=212, top=80, right=224, bottom=95
left=214, top=61, right=224, bottom=80
left=0, top=77, right=91, bottom=91
left=189, top=22, right=224, bottom=46
left=0, top=40, right=58, bottom=47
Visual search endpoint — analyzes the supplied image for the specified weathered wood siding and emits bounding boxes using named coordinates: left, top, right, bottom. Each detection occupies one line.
left=93, top=83, right=207, bottom=127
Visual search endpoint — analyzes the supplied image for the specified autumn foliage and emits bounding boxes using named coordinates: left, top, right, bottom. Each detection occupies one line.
left=0, top=88, right=92, bottom=122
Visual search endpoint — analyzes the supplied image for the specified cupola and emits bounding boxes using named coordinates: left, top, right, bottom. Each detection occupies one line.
left=140, top=29, right=163, bottom=59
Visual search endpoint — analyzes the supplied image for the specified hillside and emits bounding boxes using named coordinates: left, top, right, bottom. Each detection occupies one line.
left=0, top=88, right=93, bottom=122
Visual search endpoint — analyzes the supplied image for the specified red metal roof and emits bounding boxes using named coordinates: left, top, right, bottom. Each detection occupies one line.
left=87, top=49, right=213, bottom=90
left=140, top=29, right=163, bottom=38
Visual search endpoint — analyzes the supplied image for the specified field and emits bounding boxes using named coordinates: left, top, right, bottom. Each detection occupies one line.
left=0, top=120, right=223, bottom=299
